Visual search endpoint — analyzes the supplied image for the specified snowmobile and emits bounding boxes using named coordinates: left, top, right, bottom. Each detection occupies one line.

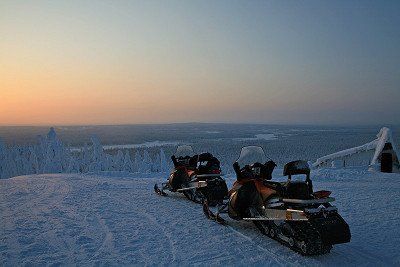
left=203, top=146, right=351, bottom=255
left=154, top=145, right=228, bottom=206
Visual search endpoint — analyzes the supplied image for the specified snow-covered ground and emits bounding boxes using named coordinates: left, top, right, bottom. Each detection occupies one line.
left=70, top=141, right=180, bottom=152
left=1, top=168, right=399, bottom=266
left=234, top=133, right=278, bottom=141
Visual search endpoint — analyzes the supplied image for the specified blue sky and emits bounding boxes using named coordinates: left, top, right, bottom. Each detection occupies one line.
left=1, top=0, right=399, bottom=125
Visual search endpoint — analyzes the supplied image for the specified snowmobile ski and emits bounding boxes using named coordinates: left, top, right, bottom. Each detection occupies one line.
left=202, top=200, right=226, bottom=224
left=154, top=184, right=167, bottom=196
left=177, top=180, right=207, bottom=192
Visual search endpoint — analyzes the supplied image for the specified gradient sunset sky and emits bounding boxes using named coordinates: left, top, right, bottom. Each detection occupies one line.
left=1, top=0, right=399, bottom=126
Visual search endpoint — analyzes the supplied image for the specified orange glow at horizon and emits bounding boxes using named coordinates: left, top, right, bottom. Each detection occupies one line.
left=0, top=58, right=281, bottom=125
left=2, top=1, right=398, bottom=125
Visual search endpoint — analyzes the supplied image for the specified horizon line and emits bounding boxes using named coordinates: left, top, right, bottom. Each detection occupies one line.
left=0, top=121, right=398, bottom=128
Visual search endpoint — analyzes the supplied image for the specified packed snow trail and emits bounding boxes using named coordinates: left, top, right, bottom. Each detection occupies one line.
left=0, top=169, right=399, bottom=266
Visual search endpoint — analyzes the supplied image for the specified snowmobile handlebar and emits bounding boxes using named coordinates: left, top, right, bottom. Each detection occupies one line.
left=233, top=162, right=242, bottom=180
left=233, top=161, right=276, bottom=181
left=171, top=155, right=178, bottom=166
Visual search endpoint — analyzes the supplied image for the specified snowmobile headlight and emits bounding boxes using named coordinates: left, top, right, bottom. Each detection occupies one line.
left=197, top=181, right=207, bottom=188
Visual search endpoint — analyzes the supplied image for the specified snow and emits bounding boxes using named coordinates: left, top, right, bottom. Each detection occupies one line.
left=1, top=168, right=399, bottom=266
left=234, top=133, right=278, bottom=141
left=103, top=141, right=180, bottom=150
left=70, top=141, right=179, bottom=152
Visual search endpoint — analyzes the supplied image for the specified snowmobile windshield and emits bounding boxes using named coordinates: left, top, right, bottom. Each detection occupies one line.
left=236, top=146, right=267, bottom=167
left=175, top=145, right=195, bottom=158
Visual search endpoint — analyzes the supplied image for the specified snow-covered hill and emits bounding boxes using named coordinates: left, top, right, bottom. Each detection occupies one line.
left=1, top=169, right=399, bottom=266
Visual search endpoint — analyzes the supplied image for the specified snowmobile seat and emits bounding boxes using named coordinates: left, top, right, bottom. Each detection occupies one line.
left=198, top=152, right=214, bottom=162
left=283, top=181, right=312, bottom=200
left=262, top=180, right=285, bottom=193
left=197, top=154, right=221, bottom=175
left=283, top=160, right=310, bottom=178
left=283, top=160, right=313, bottom=197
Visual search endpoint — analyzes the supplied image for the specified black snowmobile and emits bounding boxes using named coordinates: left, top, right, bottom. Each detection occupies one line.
left=203, top=146, right=351, bottom=255
left=154, top=145, right=228, bottom=206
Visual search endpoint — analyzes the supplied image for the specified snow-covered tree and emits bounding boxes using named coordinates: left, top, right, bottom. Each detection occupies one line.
left=133, top=151, right=143, bottom=173
left=152, top=153, right=161, bottom=172
left=42, top=127, right=66, bottom=174
left=66, top=154, right=80, bottom=173
left=7, top=146, right=21, bottom=177
left=80, top=143, right=91, bottom=173
left=159, top=148, right=169, bottom=173
left=0, top=139, right=6, bottom=178
left=35, top=135, right=47, bottom=173
left=123, top=150, right=134, bottom=172
left=0, top=127, right=180, bottom=178
left=142, top=150, right=153, bottom=173
left=112, top=150, right=124, bottom=171
left=26, top=146, right=39, bottom=174
left=88, top=135, right=105, bottom=172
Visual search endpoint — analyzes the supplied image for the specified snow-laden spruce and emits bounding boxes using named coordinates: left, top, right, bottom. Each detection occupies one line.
left=0, top=128, right=170, bottom=179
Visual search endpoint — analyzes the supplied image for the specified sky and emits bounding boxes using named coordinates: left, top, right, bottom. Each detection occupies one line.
left=1, top=0, right=399, bottom=126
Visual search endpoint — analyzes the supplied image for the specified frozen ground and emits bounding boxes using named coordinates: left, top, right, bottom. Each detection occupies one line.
left=1, top=169, right=399, bottom=266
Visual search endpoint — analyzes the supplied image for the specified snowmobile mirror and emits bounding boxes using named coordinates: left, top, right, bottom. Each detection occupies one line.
left=233, top=162, right=242, bottom=180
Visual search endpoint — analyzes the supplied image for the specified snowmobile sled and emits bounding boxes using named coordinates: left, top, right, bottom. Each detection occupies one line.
left=154, top=145, right=228, bottom=206
left=203, top=146, right=351, bottom=255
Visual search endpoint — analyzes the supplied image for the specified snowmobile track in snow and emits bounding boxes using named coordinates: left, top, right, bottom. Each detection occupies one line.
left=1, top=171, right=399, bottom=266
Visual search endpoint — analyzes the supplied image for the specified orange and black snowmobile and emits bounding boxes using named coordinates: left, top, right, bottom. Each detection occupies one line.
left=203, top=146, right=351, bottom=255
left=154, top=145, right=228, bottom=206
